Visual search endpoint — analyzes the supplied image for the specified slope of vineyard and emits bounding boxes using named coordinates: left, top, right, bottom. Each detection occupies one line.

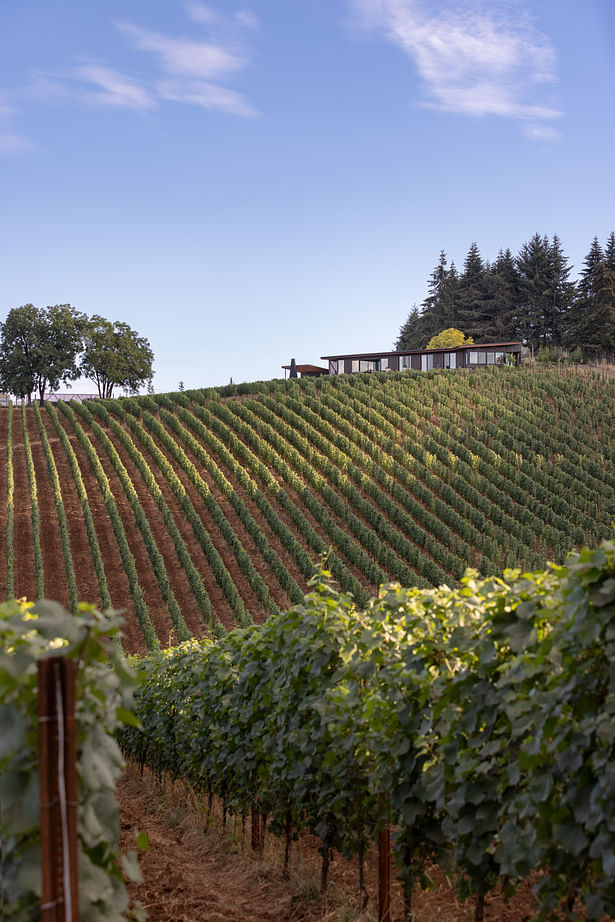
left=0, top=365, right=613, bottom=653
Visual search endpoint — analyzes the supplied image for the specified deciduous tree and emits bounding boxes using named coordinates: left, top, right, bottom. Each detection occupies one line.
left=0, top=303, right=85, bottom=404
left=426, top=328, right=473, bottom=349
left=81, top=315, right=154, bottom=398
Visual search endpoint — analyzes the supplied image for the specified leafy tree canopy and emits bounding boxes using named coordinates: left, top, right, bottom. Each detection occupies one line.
left=426, top=328, right=474, bottom=349
left=81, top=315, right=154, bottom=398
left=0, top=304, right=86, bottom=404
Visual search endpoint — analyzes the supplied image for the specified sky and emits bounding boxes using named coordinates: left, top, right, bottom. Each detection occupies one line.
left=1, top=0, right=614, bottom=394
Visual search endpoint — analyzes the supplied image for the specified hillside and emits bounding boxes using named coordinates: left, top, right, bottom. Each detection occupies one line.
left=1, top=365, right=613, bottom=654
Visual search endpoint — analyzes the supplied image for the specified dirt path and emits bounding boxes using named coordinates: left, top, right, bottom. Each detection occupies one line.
left=118, top=769, right=296, bottom=922
left=118, top=766, right=538, bottom=922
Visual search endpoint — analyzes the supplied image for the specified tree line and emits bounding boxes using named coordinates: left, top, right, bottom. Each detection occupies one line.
left=0, top=304, right=154, bottom=404
left=396, top=232, right=615, bottom=357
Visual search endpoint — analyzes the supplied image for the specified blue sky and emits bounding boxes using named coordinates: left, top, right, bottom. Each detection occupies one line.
left=1, top=0, right=614, bottom=393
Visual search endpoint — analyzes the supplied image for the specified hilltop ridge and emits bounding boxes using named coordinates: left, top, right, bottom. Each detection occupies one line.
left=1, top=365, right=613, bottom=654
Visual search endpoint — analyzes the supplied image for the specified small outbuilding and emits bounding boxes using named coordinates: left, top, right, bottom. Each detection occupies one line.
left=281, top=362, right=330, bottom=379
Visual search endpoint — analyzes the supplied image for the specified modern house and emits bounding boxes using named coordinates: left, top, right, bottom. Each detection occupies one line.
left=321, top=342, right=522, bottom=376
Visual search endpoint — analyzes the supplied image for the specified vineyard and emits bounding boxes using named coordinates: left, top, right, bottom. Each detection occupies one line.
left=0, top=365, right=613, bottom=653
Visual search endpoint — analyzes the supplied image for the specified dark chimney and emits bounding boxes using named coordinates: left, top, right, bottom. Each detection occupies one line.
left=290, top=358, right=298, bottom=378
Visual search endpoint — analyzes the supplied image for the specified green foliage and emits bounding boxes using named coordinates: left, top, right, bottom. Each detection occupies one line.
left=33, top=402, right=79, bottom=613
left=0, top=598, right=141, bottom=922
left=21, top=402, right=44, bottom=598
left=57, top=400, right=158, bottom=649
left=123, top=541, right=615, bottom=920
left=81, top=315, right=154, bottom=399
left=72, top=401, right=191, bottom=642
left=87, top=400, right=214, bottom=629
left=0, top=304, right=86, bottom=403
left=45, top=401, right=113, bottom=611
left=5, top=401, right=14, bottom=599
left=2, top=365, right=614, bottom=645
left=426, top=328, right=473, bottom=349
left=401, top=232, right=615, bottom=352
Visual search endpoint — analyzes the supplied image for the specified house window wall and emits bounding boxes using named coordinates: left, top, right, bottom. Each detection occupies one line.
left=331, top=345, right=517, bottom=375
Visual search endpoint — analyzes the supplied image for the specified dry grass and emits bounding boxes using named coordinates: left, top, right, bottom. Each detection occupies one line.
left=117, top=764, right=539, bottom=922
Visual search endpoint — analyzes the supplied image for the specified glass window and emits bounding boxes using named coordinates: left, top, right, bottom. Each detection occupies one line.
left=400, top=355, right=412, bottom=369
left=495, top=352, right=505, bottom=364
left=443, top=352, right=457, bottom=369
left=477, top=351, right=487, bottom=364
left=351, top=360, right=359, bottom=373
left=329, top=360, right=338, bottom=375
left=469, top=351, right=478, bottom=364
left=421, top=354, right=428, bottom=371
left=486, top=352, right=495, bottom=364
left=380, top=357, right=389, bottom=370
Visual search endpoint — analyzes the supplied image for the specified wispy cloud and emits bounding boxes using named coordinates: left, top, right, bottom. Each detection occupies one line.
left=0, top=132, right=36, bottom=153
left=158, top=79, right=258, bottom=117
left=73, top=64, right=156, bottom=110
left=2, top=4, right=258, bottom=135
left=110, top=7, right=259, bottom=116
left=183, top=4, right=259, bottom=32
left=115, top=22, right=244, bottom=81
left=351, top=0, right=561, bottom=136
left=0, top=92, right=35, bottom=154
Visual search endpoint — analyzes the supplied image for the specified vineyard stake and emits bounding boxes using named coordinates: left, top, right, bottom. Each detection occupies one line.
left=39, top=656, right=79, bottom=922
left=251, top=805, right=262, bottom=851
left=378, top=823, right=391, bottom=922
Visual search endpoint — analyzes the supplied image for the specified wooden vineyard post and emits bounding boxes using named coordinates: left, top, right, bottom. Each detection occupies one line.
left=251, top=805, right=262, bottom=852
left=378, top=822, right=391, bottom=922
left=38, top=656, right=79, bottom=922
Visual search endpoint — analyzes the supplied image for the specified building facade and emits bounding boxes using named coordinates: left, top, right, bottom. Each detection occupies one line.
left=321, top=342, right=522, bottom=376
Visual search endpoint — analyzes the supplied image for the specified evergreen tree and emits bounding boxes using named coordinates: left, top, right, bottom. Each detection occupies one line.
left=515, top=233, right=553, bottom=349
left=395, top=305, right=425, bottom=351
left=421, top=251, right=460, bottom=338
left=455, top=243, right=493, bottom=340
left=567, top=237, right=615, bottom=357
left=489, top=248, right=520, bottom=340
left=604, top=231, right=615, bottom=271
left=544, top=235, right=575, bottom=347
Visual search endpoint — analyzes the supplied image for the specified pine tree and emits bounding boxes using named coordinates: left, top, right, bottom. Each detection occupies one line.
left=395, top=305, right=425, bottom=351
left=515, top=233, right=553, bottom=349
left=421, top=251, right=456, bottom=339
left=455, top=243, right=493, bottom=340
left=567, top=237, right=615, bottom=357
left=544, top=235, right=575, bottom=347
left=489, top=248, right=520, bottom=341
left=604, top=231, right=615, bottom=271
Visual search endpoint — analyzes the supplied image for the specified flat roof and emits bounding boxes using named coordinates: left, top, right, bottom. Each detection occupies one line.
left=321, top=342, right=522, bottom=361
left=281, top=363, right=329, bottom=373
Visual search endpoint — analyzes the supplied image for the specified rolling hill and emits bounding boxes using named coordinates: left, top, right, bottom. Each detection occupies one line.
left=1, top=365, right=613, bottom=654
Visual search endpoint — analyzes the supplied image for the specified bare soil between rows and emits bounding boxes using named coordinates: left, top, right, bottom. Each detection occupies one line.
left=118, top=765, right=538, bottom=922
